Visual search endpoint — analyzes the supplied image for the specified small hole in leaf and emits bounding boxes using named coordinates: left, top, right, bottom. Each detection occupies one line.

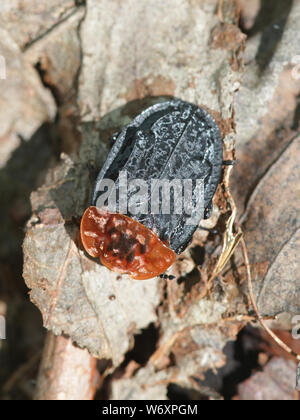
left=122, top=322, right=160, bottom=366
left=190, top=245, right=205, bottom=266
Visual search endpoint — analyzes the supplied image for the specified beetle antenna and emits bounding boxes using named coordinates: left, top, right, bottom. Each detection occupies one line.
left=159, top=274, right=176, bottom=280
left=198, top=226, right=218, bottom=234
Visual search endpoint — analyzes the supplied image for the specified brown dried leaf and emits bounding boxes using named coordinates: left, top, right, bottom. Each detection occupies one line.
left=257, top=229, right=300, bottom=315
left=242, top=136, right=300, bottom=316
left=0, top=29, right=56, bottom=167
left=232, top=2, right=300, bottom=212
left=24, top=8, right=85, bottom=103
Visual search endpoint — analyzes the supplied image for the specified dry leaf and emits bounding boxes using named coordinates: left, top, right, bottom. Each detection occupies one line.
left=232, top=1, right=300, bottom=213
left=242, top=136, right=300, bottom=316
left=0, top=1, right=78, bottom=50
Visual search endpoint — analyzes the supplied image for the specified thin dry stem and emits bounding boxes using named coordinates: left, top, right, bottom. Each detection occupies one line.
left=240, top=237, right=300, bottom=362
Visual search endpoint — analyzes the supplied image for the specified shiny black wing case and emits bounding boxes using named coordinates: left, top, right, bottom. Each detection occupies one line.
left=92, top=99, right=223, bottom=254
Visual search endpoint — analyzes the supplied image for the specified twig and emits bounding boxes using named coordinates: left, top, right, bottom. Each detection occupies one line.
left=217, top=0, right=224, bottom=22
left=2, top=352, right=41, bottom=394
left=240, top=237, right=300, bottom=362
left=208, top=165, right=242, bottom=285
left=34, top=332, right=99, bottom=400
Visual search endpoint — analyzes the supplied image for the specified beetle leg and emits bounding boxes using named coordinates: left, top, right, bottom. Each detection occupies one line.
left=222, top=160, right=236, bottom=166
left=159, top=274, right=176, bottom=280
left=198, top=225, right=218, bottom=234
left=204, top=203, right=213, bottom=219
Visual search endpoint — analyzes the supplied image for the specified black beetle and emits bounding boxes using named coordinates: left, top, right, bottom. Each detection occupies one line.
left=81, top=99, right=223, bottom=279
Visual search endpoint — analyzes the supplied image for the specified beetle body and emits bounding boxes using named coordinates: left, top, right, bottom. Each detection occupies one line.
left=81, top=99, right=223, bottom=279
